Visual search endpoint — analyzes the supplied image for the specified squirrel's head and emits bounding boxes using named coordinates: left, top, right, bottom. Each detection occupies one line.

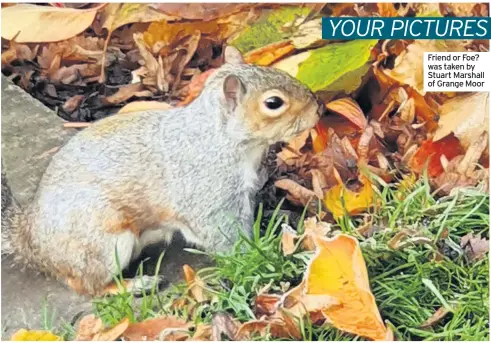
left=204, top=46, right=324, bottom=145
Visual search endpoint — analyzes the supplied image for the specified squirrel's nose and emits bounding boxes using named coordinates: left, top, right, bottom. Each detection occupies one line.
left=317, top=99, right=326, bottom=117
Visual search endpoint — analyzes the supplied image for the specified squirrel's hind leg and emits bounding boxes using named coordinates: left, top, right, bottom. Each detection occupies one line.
left=63, top=230, right=138, bottom=296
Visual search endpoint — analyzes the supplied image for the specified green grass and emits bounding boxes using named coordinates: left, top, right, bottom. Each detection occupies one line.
left=36, top=175, right=489, bottom=341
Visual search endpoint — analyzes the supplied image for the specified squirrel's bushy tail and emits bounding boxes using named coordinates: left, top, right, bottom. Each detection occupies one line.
left=1, top=166, right=34, bottom=268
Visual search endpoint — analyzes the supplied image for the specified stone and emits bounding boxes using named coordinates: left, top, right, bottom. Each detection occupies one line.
left=0, top=76, right=208, bottom=339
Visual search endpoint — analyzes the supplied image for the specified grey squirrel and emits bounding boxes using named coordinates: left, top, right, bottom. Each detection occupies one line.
left=1, top=46, right=323, bottom=296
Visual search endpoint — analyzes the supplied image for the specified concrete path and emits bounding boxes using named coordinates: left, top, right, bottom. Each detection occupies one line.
left=1, top=77, right=208, bottom=338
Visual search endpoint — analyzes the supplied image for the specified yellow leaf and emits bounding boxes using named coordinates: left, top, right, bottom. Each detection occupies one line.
left=1, top=4, right=102, bottom=43
left=283, top=234, right=388, bottom=341
left=11, top=329, right=62, bottom=341
left=324, top=180, right=374, bottom=219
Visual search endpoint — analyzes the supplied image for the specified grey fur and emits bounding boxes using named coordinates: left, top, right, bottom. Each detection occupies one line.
left=2, top=60, right=321, bottom=295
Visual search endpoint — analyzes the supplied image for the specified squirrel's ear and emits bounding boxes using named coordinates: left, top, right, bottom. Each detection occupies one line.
left=223, top=74, right=246, bottom=112
left=224, top=46, right=245, bottom=65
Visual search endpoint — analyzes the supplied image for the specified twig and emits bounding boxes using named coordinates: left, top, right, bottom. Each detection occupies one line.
left=64, top=122, right=91, bottom=129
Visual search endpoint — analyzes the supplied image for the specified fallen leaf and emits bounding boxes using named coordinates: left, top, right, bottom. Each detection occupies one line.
left=75, top=314, right=103, bottom=341
left=1, top=4, right=102, bottom=43
left=118, top=101, right=173, bottom=114
left=244, top=41, right=295, bottom=66
left=420, top=307, right=451, bottom=328
left=133, top=32, right=167, bottom=92
left=432, top=133, right=489, bottom=194
left=284, top=234, right=388, bottom=341
left=302, top=216, right=332, bottom=250
left=62, top=95, right=85, bottom=113
left=460, top=233, right=489, bottom=262
left=235, top=311, right=301, bottom=340
left=102, top=83, right=152, bottom=105
left=11, top=329, right=62, bottom=341
left=192, top=323, right=212, bottom=341
left=1, top=40, right=38, bottom=65
left=274, top=40, right=377, bottom=93
left=152, top=3, right=259, bottom=21
left=409, top=135, right=464, bottom=178
left=434, top=93, right=489, bottom=149
left=99, top=4, right=178, bottom=34
left=325, top=98, right=367, bottom=130
left=275, top=179, right=318, bottom=207
left=178, top=69, right=217, bottom=106
left=382, top=40, right=466, bottom=95
left=289, top=17, right=323, bottom=49
left=183, top=264, right=210, bottom=303
left=231, top=6, right=312, bottom=54
left=281, top=224, right=298, bottom=256
left=324, top=179, right=375, bottom=219
left=123, top=316, right=190, bottom=341
left=276, top=129, right=313, bottom=165
left=211, top=312, right=239, bottom=341
left=255, top=294, right=282, bottom=316
left=93, top=317, right=129, bottom=341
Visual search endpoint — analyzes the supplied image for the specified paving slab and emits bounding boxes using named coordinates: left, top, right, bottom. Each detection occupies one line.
left=1, top=76, right=209, bottom=339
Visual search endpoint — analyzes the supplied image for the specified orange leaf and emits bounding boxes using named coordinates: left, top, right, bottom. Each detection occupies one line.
left=325, top=98, right=367, bottom=130
left=244, top=41, right=295, bottom=66
left=409, top=135, right=464, bottom=177
left=123, top=316, right=190, bottom=341
left=93, top=317, right=130, bottom=341
left=285, top=234, right=388, bottom=341
left=178, top=69, right=217, bottom=106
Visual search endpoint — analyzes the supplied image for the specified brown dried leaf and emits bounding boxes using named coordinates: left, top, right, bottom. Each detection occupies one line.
left=382, top=40, right=466, bottom=95
left=274, top=179, right=318, bottom=207
left=102, top=83, right=150, bottom=105
left=235, top=312, right=301, bottom=340
left=276, top=129, right=313, bottom=166
left=211, top=312, right=239, bottom=341
left=151, top=3, right=260, bottom=21
left=255, top=294, right=282, bottom=316
left=302, top=216, right=331, bottom=250
left=460, top=233, right=489, bottom=262
left=420, top=307, right=451, bottom=328
left=62, top=95, right=85, bottom=113
left=99, top=4, right=178, bottom=33
left=133, top=32, right=167, bottom=92
left=1, top=4, right=102, bottom=43
left=118, top=101, right=173, bottom=114
left=434, top=93, right=489, bottom=150
left=93, top=318, right=129, bottom=341
left=191, top=323, right=212, bottom=341
left=75, top=314, right=103, bottom=341
left=281, top=227, right=298, bottom=256
left=123, top=317, right=190, bottom=341
left=183, top=264, right=210, bottom=303
left=326, top=98, right=367, bottom=129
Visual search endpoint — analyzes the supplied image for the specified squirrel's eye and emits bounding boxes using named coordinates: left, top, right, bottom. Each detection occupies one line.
left=264, top=96, right=284, bottom=110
